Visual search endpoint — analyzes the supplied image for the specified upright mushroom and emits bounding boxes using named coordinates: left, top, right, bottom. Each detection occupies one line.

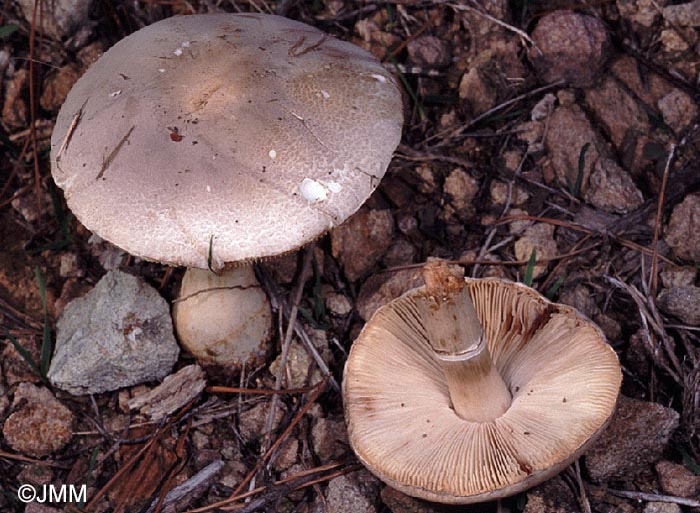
left=344, top=261, right=621, bottom=504
left=50, top=14, right=403, bottom=369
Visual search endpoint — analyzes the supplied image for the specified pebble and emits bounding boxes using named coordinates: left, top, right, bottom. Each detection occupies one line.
left=2, top=68, right=27, bottom=129
left=311, top=416, right=348, bottom=461
left=655, top=460, right=700, bottom=497
left=17, top=0, right=92, bottom=39
left=617, top=0, right=661, bottom=27
left=407, top=35, right=451, bottom=68
left=2, top=383, right=74, bottom=457
left=644, top=503, right=681, bottom=513
left=325, top=470, right=380, bottom=513
left=380, top=486, right=444, bottom=513
left=657, top=287, right=700, bottom=325
left=665, top=193, right=700, bottom=263
left=585, top=396, right=679, bottom=481
left=331, top=209, right=395, bottom=282
left=513, top=223, right=558, bottom=280
left=444, top=167, right=480, bottom=219
left=48, top=270, right=179, bottom=395
left=663, top=0, right=700, bottom=26
left=660, top=266, right=697, bottom=288
left=586, top=157, right=643, bottom=214
left=356, top=268, right=424, bottom=321
left=657, top=89, right=699, bottom=132
left=530, top=10, right=611, bottom=87
left=40, top=63, right=81, bottom=112
left=523, top=476, right=579, bottom=513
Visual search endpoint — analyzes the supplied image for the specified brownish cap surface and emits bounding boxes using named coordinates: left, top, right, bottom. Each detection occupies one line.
left=50, top=14, right=403, bottom=269
left=343, top=278, right=621, bottom=504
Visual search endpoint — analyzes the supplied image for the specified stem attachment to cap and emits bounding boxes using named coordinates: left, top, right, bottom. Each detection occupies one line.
left=421, top=260, right=512, bottom=422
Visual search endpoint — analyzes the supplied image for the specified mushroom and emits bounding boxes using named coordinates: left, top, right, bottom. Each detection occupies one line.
left=49, top=14, right=403, bottom=369
left=343, top=261, right=621, bottom=504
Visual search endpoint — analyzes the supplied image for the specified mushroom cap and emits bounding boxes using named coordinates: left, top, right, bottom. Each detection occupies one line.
left=50, top=14, right=403, bottom=269
left=343, top=278, right=621, bottom=504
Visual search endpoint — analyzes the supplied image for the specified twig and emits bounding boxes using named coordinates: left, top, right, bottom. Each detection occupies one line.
left=649, top=144, right=675, bottom=298
left=607, top=489, right=700, bottom=508
left=422, top=80, right=565, bottom=146
left=146, top=460, right=224, bottom=513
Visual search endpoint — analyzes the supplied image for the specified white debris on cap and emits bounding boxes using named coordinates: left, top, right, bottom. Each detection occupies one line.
left=50, top=14, right=403, bottom=270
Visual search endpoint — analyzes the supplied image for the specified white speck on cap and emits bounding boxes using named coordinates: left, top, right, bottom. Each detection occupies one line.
left=174, top=47, right=183, bottom=56
left=326, top=181, right=342, bottom=193
left=321, top=90, right=330, bottom=99
left=182, top=41, right=190, bottom=47
left=299, top=178, right=327, bottom=202
left=109, top=90, right=122, bottom=98
left=371, top=74, right=387, bottom=83
left=50, top=14, right=403, bottom=269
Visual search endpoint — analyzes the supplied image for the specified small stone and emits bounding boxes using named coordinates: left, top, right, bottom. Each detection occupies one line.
left=490, top=180, right=529, bottom=206
left=17, top=464, right=54, bottom=486
left=324, top=289, right=353, bottom=317
left=40, top=63, right=81, bottom=112
left=523, top=476, right=579, bottom=513
left=664, top=0, right=700, bottom=26
left=584, top=158, right=643, bottom=214
left=531, top=93, right=556, bottom=121
left=238, top=401, right=285, bottom=442
left=644, top=502, right=681, bottom=513
left=325, top=470, right=380, bottom=513
left=311, top=416, right=348, bottom=461
left=660, top=266, right=697, bottom=288
left=48, top=270, right=179, bottom=395
left=530, top=10, right=611, bottom=87
left=381, top=486, right=444, bottom=513
left=444, top=168, right=480, bottom=218
left=585, top=396, right=679, bottom=481
left=544, top=104, right=600, bottom=192
left=617, top=0, right=662, bottom=27
left=24, top=505, right=62, bottom=513
left=558, top=285, right=597, bottom=319
left=665, top=193, right=700, bottom=263
left=659, top=28, right=694, bottom=52
left=269, top=340, right=321, bottom=388
left=657, top=287, right=700, bottom=325
left=407, top=35, right=451, bottom=67
left=594, top=313, right=622, bottom=343
left=357, top=268, right=424, bottom=321
left=656, top=460, right=700, bottom=497
left=128, top=364, right=207, bottom=420
left=331, top=209, right=394, bottom=281
left=585, top=76, right=650, bottom=150
left=272, top=438, right=298, bottom=472
left=2, top=69, right=27, bottom=129
left=59, top=252, right=85, bottom=278
left=382, top=238, right=418, bottom=268
left=658, top=89, right=699, bottom=132
left=514, top=223, right=558, bottom=279
left=2, top=383, right=74, bottom=457
left=17, top=0, right=93, bottom=39
left=459, top=67, right=498, bottom=116
left=414, top=164, right=437, bottom=195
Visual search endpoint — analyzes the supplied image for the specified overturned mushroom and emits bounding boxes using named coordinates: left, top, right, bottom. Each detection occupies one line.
left=50, top=14, right=403, bottom=369
left=343, top=261, right=621, bottom=504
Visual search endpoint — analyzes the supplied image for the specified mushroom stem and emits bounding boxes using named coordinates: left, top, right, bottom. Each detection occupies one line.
left=421, top=261, right=512, bottom=422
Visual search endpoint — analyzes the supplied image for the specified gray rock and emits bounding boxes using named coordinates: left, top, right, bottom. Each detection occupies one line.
left=48, top=270, right=179, bottom=395
left=585, top=396, right=679, bottom=481
left=657, top=287, right=700, bottom=325
left=325, top=470, right=380, bottom=513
